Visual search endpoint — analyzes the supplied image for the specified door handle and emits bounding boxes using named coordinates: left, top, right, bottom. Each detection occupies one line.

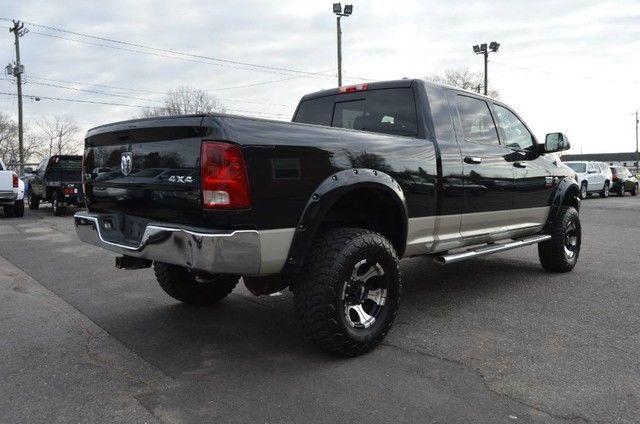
left=514, top=162, right=527, bottom=168
left=464, top=156, right=482, bottom=164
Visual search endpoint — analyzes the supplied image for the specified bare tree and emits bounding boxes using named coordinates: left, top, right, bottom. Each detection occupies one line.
left=427, top=67, right=500, bottom=98
left=0, top=113, right=41, bottom=166
left=37, top=116, right=81, bottom=157
left=139, top=86, right=226, bottom=118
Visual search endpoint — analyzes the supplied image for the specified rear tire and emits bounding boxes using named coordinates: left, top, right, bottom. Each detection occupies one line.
left=631, top=184, right=638, bottom=196
left=599, top=182, right=609, bottom=198
left=293, top=228, right=401, bottom=357
left=618, top=185, right=625, bottom=197
left=13, top=199, right=24, bottom=217
left=28, top=192, right=40, bottom=210
left=3, top=204, right=15, bottom=218
left=52, top=192, right=66, bottom=216
left=153, top=262, right=239, bottom=305
left=538, top=206, right=581, bottom=273
left=579, top=182, right=588, bottom=199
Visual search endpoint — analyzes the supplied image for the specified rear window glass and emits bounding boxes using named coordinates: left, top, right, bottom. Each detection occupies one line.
left=50, top=157, right=81, bottom=171
left=295, top=88, right=419, bottom=137
left=567, top=163, right=586, bottom=173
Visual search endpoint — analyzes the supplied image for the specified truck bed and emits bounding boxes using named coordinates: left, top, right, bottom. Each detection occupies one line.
left=83, top=113, right=438, bottom=233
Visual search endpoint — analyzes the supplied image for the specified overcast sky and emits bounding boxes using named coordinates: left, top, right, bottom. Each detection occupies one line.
left=2, top=0, right=639, bottom=154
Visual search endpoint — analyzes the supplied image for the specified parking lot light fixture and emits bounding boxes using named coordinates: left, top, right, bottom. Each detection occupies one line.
left=333, top=3, right=354, bottom=87
left=473, top=41, right=500, bottom=95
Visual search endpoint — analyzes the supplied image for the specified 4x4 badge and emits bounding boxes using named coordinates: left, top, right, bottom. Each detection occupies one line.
left=121, top=152, right=133, bottom=176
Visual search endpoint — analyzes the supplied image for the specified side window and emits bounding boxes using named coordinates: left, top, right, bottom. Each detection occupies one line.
left=493, top=104, right=534, bottom=151
left=456, top=95, right=499, bottom=145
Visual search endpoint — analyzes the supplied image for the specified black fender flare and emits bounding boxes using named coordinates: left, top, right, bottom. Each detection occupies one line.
left=546, top=177, right=580, bottom=227
left=282, top=168, right=408, bottom=275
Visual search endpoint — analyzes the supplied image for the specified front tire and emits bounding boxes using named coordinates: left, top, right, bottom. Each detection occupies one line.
left=153, top=262, right=239, bottom=305
left=631, top=184, right=638, bottom=196
left=579, top=182, right=588, bottom=199
left=600, top=182, right=609, bottom=198
left=538, top=206, right=581, bottom=273
left=293, top=228, right=401, bottom=357
left=3, top=204, right=15, bottom=218
left=618, top=185, right=626, bottom=197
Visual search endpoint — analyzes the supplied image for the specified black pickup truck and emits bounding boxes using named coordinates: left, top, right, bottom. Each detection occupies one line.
left=75, top=79, right=580, bottom=356
left=29, top=155, right=84, bottom=216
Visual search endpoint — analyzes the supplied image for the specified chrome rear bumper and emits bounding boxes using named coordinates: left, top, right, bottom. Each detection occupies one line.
left=74, top=211, right=293, bottom=275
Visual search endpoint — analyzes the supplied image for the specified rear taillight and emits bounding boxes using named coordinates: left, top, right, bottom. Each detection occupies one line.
left=63, top=186, right=75, bottom=196
left=613, top=176, right=619, bottom=181
left=12, top=173, right=18, bottom=188
left=82, top=151, right=88, bottom=195
left=200, top=141, right=251, bottom=209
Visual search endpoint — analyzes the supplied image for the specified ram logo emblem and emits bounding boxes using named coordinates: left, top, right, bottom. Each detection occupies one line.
left=121, top=152, right=133, bottom=176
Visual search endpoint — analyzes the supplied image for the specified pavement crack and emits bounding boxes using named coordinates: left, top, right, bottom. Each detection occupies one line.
left=381, top=341, right=590, bottom=423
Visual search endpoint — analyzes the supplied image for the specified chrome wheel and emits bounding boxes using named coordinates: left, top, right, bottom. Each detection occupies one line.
left=341, top=259, right=388, bottom=329
left=603, top=184, right=609, bottom=197
left=580, top=183, right=587, bottom=199
left=564, top=221, right=579, bottom=259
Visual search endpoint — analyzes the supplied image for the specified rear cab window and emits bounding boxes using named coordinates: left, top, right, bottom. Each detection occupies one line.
left=49, top=157, right=82, bottom=171
left=294, top=88, right=419, bottom=137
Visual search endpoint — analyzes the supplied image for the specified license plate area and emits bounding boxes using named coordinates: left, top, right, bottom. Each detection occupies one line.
left=98, top=213, right=152, bottom=246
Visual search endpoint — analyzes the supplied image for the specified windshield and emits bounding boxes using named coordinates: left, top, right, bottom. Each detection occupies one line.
left=566, top=163, right=586, bottom=173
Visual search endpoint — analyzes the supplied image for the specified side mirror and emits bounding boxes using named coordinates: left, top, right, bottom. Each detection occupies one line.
left=23, top=167, right=34, bottom=174
left=544, top=132, right=570, bottom=153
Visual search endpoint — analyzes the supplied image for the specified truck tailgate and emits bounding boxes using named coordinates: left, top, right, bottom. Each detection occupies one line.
left=0, top=172, right=12, bottom=192
left=83, top=116, right=207, bottom=226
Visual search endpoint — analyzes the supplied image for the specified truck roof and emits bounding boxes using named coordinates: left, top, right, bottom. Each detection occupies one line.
left=300, top=78, right=500, bottom=102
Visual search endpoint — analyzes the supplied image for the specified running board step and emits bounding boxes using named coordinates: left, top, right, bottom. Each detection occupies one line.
left=434, top=234, right=552, bottom=265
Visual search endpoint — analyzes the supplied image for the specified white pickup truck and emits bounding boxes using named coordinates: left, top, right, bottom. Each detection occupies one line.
left=0, top=159, right=25, bottom=218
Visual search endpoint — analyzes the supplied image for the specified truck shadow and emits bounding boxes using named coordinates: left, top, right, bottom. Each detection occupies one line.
left=98, top=254, right=555, bottom=376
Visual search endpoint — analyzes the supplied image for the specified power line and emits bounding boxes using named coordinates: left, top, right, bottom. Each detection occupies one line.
left=0, top=91, right=291, bottom=118
left=490, top=60, right=640, bottom=85
left=26, top=75, right=166, bottom=95
left=7, top=75, right=294, bottom=107
left=1, top=78, right=164, bottom=103
left=18, top=20, right=338, bottom=79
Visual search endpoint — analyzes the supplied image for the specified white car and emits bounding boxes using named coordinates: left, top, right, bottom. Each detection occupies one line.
left=564, top=161, right=612, bottom=199
left=0, top=158, right=25, bottom=217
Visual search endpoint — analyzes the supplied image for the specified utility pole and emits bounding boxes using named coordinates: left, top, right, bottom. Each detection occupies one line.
left=8, top=20, right=27, bottom=173
left=636, top=110, right=640, bottom=172
left=473, top=42, right=500, bottom=96
left=333, top=3, right=353, bottom=87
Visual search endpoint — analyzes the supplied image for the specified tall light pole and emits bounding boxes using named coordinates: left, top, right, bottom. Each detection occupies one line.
left=7, top=20, right=28, bottom=172
left=333, top=3, right=353, bottom=87
left=635, top=110, right=639, bottom=173
left=472, top=41, right=500, bottom=96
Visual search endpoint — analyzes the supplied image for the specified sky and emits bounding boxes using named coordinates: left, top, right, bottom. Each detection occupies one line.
left=1, top=0, right=639, bottom=155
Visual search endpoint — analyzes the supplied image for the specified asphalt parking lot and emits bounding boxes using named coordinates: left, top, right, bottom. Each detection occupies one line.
left=1, top=197, right=639, bottom=423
